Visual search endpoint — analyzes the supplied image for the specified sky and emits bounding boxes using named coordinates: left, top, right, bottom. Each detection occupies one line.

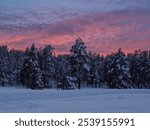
left=0, top=0, right=150, bottom=55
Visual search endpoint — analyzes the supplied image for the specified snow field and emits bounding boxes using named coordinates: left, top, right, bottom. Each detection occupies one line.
left=0, top=87, right=150, bottom=112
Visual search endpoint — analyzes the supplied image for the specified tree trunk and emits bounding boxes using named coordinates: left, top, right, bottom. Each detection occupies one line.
left=78, top=77, right=81, bottom=89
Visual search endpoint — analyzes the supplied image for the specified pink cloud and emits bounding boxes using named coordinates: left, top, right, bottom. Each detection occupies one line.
left=0, top=8, right=150, bottom=55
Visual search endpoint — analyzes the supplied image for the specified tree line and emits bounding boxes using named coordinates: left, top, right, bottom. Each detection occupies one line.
left=0, top=38, right=150, bottom=89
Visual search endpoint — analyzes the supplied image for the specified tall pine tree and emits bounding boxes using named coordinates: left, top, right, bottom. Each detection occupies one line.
left=19, top=44, right=44, bottom=89
left=0, top=45, right=9, bottom=86
left=105, top=49, right=132, bottom=88
left=69, top=38, right=90, bottom=89
left=38, top=45, right=54, bottom=88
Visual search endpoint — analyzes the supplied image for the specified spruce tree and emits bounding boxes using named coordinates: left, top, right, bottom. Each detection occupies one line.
left=0, top=45, right=9, bottom=86
left=88, top=53, right=103, bottom=87
left=19, top=44, right=44, bottom=89
left=129, top=50, right=150, bottom=88
left=69, top=38, right=90, bottom=89
left=8, top=50, right=24, bottom=85
left=128, top=50, right=141, bottom=88
left=138, top=50, right=150, bottom=88
left=39, top=45, right=54, bottom=88
left=105, top=48, right=132, bottom=88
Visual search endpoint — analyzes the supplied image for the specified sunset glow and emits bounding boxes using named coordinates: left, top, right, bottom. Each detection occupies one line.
left=0, top=0, right=150, bottom=55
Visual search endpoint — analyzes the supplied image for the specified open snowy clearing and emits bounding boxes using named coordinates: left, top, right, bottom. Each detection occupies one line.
left=0, top=87, right=150, bottom=113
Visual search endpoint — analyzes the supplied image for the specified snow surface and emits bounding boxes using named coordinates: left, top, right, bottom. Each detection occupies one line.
left=0, top=87, right=150, bottom=113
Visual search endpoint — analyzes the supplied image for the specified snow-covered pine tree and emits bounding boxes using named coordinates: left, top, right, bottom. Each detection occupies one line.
left=88, top=52, right=103, bottom=87
left=39, top=45, right=54, bottom=88
left=0, top=45, right=9, bottom=86
left=55, top=55, right=68, bottom=89
left=148, top=50, right=150, bottom=88
left=129, top=50, right=150, bottom=88
left=8, top=49, right=24, bottom=85
left=54, top=55, right=76, bottom=90
left=105, top=48, right=132, bottom=89
left=69, top=38, right=90, bottom=89
left=19, top=44, right=44, bottom=89
left=138, top=50, right=150, bottom=88
left=128, top=50, right=141, bottom=88
left=98, top=55, right=106, bottom=86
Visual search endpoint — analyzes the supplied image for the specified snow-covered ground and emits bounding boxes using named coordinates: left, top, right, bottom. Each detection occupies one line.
left=0, top=87, right=150, bottom=113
